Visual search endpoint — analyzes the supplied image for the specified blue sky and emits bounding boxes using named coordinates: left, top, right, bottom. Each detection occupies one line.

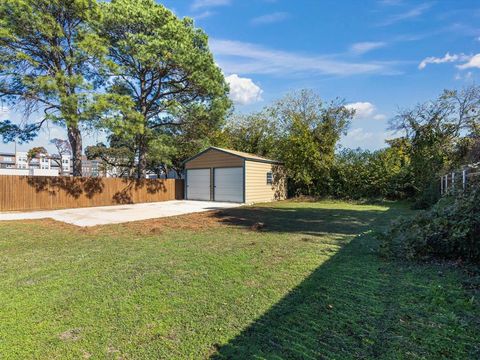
left=1, top=0, right=480, bottom=153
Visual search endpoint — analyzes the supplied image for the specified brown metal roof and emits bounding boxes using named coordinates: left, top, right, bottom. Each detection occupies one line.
left=183, top=147, right=283, bottom=165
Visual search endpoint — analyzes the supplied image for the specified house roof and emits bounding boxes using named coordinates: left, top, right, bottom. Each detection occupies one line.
left=183, top=147, right=283, bottom=165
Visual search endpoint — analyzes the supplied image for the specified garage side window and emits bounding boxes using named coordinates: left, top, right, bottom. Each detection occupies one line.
left=266, top=171, right=273, bottom=185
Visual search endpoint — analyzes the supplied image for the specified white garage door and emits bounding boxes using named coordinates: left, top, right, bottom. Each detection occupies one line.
left=214, top=167, right=244, bottom=203
left=186, top=169, right=210, bottom=201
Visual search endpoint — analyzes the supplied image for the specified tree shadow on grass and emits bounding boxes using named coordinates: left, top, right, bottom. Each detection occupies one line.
left=210, top=205, right=478, bottom=359
left=211, top=205, right=387, bottom=236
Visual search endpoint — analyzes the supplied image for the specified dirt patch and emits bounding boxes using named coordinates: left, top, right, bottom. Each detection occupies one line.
left=113, top=207, right=269, bottom=235
left=3, top=207, right=266, bottom=236
left=121, top=210, right=227, bottom=235
left=59, top=328, right=81, bottom=341
left=107, top=345, right=120, bottom=354
left=0, top=211, right=228, bottom=236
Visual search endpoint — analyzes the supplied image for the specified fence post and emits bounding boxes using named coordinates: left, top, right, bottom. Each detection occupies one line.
left=462, top=169, right=467, bottom=190
left=440, top=175, right=444, bottom=194
left=452, top=172, right=455, bottom=190
left=444, top=174, right=448, bottom=192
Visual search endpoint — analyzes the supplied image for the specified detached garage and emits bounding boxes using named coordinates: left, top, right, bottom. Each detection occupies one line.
left=184, top=147, right=286, bottom=204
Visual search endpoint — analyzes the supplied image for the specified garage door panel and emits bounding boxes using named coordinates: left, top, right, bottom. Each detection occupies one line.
left=214, top=167, right=243, bottom=203
left=187, top=169, right=210, bottom=201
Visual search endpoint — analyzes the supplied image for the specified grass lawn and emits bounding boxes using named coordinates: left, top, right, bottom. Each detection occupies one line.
left=0, top=200, right=479, bottom=359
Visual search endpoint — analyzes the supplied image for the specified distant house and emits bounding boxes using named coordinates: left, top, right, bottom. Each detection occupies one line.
left=146, top=169, right=180, bottom=179
left=0, top=152, right=16, bottom=169
left=81, top=156, right=101, bottom=177
left=0, top=151, right=105, bottom=177
left=0, top=151, right=58, bottom=176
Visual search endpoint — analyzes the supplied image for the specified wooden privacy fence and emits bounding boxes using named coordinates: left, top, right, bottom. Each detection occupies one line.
left=0, top=176, right=184, bottom=211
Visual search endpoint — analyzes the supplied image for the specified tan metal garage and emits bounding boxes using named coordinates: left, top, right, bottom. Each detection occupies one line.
left=183, top=147, right=287, bottom=204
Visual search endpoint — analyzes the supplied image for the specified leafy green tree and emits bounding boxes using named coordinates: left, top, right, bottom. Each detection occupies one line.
left=146, top=136, right=176, bottom=178
left=466, top=137, right=480, bottom=163
left=26, top=146, right=59, bottom=172
left=389, top=86, right=480, bottom=203
left=224, top=112, right=278, bottom=157
left=270, top=90, right=353, bottom=195
left=165, top=104, right=230, bottom=177
left=98, top=0, right=230, bottom=178
left=331, top=145, right=413, bottom=200
left=0, top=0, right=107, bottom=175
left=27, top=146, right=48, bottom=164
left=221, top=90, right=353, bottom=196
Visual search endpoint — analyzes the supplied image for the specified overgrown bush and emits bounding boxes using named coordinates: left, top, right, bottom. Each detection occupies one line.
left=380, top=186, right=480, bottom=263
left=411, top=181, right=441, bottom=209
left=330, top=148, right=414, bottom=200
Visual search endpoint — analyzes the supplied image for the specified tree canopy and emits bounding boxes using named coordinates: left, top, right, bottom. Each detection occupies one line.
left=0, top=0, right=107, bottom=175
left=388, top=85, right=480, bottom=205
left=0, top=0, right=230, bottom=177
left=96, top=0, right=230, bottom=178
left=223, top=90, right=354, bottom=195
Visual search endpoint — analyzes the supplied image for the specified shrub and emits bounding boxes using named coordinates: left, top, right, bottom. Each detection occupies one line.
left=330, top=148, right=414, bottom=200
left=411, top=181, right=441, bottom=209
left=380, top=186, right=480, bottom=263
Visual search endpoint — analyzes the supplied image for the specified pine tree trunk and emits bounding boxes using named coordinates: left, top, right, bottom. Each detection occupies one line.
left=67, top=126, right=83, bottom=177
left=137, top=137, right=147, bottom=179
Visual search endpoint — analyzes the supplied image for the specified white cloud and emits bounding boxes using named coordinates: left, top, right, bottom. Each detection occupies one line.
left=225, top=74, right=263, bottom=105
left=345, top=102, right=387, bottom=122
left=373, top=113, right=387, bottom=121
left=418, top=52, right=480, bottom=70
left=193, top=10, right=214, bottom=19
left=341, top=128, right=375, bottom=149
left=348, top=128, right=374, bottom=141
left=345, top=102, right=387, bottom=121
left=251, top=12, right=289, bottom=25
left=457, top=54, right=480, bottom=69
left=346, top=102, right=376, bottom=118
left=418, top=52, right=468, bottom=70
left=210, top=39, right=397, bottom=76
left=341, top=128, right=396, bottom=150
left=379, top=3, right=432, bottom=26
left=350, top=42, right=387, bottom=55
left=191, top=0, right=230, bottom=10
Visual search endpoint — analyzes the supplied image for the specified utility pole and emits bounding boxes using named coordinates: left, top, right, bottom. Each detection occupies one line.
left=14, top=140, right=17, bottom=168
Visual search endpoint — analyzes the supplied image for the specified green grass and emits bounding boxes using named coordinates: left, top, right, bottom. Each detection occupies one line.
left=0, top=200, right=478, bottom=359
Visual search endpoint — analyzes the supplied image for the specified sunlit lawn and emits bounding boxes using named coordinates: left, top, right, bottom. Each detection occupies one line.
left=0, top=200, right=478, bottom=359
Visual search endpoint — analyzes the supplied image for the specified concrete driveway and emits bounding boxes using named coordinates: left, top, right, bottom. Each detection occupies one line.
left=0, top=200, right=242, bottom=227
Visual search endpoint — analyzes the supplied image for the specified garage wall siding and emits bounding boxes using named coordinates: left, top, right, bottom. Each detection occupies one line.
left=245, top=161, right=287, bottom=204
left=185, top=149, right=243, bottom=169
left=185, top=148, right=287, bottom=204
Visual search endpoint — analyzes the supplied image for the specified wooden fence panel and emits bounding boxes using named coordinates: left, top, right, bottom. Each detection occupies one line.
left=0, top=176, right=184, bottom=211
